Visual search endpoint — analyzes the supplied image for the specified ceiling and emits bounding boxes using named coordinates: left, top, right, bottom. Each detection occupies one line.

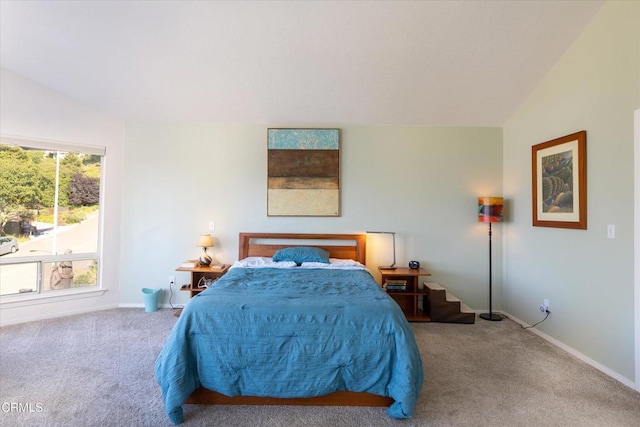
left=0, top=1, right=605, bottom=127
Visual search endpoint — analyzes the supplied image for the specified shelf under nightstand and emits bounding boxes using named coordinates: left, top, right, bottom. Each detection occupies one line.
left=379, top=267, right=432, bottom=322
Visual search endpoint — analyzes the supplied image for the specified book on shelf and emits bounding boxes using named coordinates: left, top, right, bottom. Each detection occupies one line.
left=180, top=260, right=198, bottom=268
left=384, top=279, right=407, bottom=291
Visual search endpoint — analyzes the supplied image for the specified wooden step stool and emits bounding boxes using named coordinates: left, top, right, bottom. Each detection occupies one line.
left=424, top=282, right=476, bottom=324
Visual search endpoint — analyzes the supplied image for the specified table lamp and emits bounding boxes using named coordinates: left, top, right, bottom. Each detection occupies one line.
left=196, top=234, right=214, bottom=267
left=366, top=231, right=397, bottom=270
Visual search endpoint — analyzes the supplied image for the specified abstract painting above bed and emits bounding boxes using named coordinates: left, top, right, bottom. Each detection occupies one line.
left=267, top=128, right=340, bottom=216
left=155, top=256, right=423, bottom=424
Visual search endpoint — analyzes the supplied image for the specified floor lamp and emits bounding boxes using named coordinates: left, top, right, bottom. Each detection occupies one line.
left=478, top=197, right=504, bottom=321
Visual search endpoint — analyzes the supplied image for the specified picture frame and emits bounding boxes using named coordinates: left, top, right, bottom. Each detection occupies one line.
left=532, top=131, right=587, bottom=229
left=267, top=128, right=340, bottom=217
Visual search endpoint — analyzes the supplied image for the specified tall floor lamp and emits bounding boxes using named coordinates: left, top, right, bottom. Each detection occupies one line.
left=478, top=197, right=504, bottom=321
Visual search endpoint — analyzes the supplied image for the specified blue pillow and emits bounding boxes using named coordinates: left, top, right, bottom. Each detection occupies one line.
left=272, top=247, right=330, bottom=265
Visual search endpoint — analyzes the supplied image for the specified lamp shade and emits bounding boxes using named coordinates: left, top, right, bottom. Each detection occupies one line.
left=478, top=197, right=504, bottom=223
left=196, top=234, right=214, bottom=248
left=366, top=231, right=397, bottom=270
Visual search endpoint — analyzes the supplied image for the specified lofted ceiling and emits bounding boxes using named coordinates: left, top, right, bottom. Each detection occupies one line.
left=0, top=0, right=605, bottom=126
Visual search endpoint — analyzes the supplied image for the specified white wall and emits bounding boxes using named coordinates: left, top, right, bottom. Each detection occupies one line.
left=503, top=1, right=640, bottom=383
left=120, top=123, right=503, bottom=310
left=0, top=68, right=124, bottom=325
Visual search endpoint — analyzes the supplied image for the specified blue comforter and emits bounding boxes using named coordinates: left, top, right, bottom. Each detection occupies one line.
left=155, top=267, right=423, bottom=424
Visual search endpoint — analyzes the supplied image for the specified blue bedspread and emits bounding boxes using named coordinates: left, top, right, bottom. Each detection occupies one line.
left=155, top=267, right=424, bottom=424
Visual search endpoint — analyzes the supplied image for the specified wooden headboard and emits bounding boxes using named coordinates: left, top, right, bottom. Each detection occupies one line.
left=238, top=233, right=366, bottom=264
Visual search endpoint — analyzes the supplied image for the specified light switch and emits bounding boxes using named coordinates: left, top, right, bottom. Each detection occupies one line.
left=607, top=224, right=615, bottom=239
left=208, top=221, right=215, bottom=231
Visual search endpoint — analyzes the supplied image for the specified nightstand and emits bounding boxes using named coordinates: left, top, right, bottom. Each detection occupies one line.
left=176, top=264, right=230, bottom=298
left=379, top=267, right=432, bottom=322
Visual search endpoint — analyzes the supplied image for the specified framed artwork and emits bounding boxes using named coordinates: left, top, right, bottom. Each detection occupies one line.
left=532, top=131, right=587, bottom=229
left=267, top=128, right=340, bottom=216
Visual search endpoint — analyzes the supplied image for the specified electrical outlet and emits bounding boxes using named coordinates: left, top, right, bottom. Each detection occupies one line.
left=607, top=224, right=615, bottom=239
left=169, top=276, right=175, bottom=286
left=540, top=299, right=549, bottom=313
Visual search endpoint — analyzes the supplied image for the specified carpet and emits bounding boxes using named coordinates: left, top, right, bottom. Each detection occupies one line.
left=1, top=308, right=639, bottom=426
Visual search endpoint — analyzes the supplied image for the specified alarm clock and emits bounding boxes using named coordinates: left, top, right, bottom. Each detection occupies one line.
left=408, top=260, right=420, bottom=269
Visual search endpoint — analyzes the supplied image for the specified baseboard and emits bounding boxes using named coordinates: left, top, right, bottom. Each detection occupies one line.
left=118, top=303, right=144, bottom=308
left=504, top=311, right=636, bottom=390
left=118, top=303, right=181, bottom=309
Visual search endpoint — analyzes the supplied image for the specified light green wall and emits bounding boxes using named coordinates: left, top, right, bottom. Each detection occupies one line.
left=120, top=124, right=503, bottom=310
left=503, top=1, right=640, bottom=381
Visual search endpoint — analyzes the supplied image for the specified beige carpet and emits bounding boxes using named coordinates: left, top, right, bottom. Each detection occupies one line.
left=0, top=308, right=639, bottom=426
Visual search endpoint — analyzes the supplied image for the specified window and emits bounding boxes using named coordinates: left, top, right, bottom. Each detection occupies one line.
left=0, top=136, right=104, bottom=299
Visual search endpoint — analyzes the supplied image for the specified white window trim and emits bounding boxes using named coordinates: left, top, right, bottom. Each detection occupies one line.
left=0, top=287, right=108, bottom=306
left=0, top=134, right=106, bottom=155
left=0, top=134, right=106, bottom=302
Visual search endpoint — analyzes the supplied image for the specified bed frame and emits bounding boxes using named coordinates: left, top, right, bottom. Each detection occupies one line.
left=185, top=232, right=393, bottom=408
left=238, top=232, right=367, bottom=264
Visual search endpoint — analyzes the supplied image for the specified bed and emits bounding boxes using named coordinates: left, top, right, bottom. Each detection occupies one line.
left=155, top=233, right=424, bottom=424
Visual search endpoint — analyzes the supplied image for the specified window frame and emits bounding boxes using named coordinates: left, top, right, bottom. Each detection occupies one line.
left=0, top=135, right=106, bottom=303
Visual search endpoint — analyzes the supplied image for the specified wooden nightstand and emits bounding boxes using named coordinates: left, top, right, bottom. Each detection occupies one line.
left=176, top=264, right=230, bottom=298
left=379, top=267, right=432, bottom=322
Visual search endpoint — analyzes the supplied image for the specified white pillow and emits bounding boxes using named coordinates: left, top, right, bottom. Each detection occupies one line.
left=232, top=257, right=297, bottom=269
left=299, top=258, right=365, bottom=269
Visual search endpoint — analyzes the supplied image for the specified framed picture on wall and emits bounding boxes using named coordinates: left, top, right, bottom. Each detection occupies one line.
left=532, top=130, right=587, bottom=229
left=267, top=128, right=340, bottom=216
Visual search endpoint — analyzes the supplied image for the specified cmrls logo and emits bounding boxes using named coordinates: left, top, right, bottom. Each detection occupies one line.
left=1, top=402, right=44, bottom=413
